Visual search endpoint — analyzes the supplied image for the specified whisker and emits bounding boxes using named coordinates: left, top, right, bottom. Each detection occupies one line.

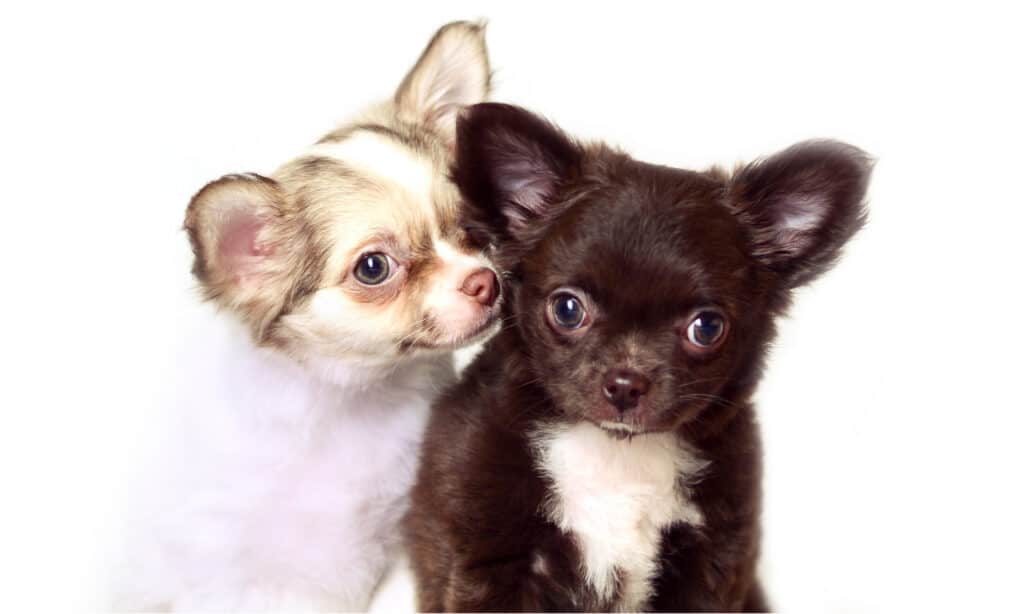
left=394, top=315, right=433, bottom=346
left=676, top=393, right=744, bottom=410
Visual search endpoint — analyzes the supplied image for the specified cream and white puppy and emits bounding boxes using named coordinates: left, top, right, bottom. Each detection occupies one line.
left=113, top=22, right=496, bottom=611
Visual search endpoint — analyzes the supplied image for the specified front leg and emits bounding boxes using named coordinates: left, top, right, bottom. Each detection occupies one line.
left=650, top=524, right=764, bottom=612
left=444, top=535, right=583, bottom=612
left=444, top=558, right=550, bottom=611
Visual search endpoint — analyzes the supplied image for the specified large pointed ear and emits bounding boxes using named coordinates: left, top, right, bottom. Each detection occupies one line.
left=394, top=21, right=490, bottom=146
left=727, top=140, right=872, bottom=288
left=184, top=174, right=293, bottom=329
left=452, top=103, right=582, bottom=243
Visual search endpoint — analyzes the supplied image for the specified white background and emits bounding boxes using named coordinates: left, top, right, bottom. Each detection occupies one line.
left=2, top=2, right=1023, bottom=611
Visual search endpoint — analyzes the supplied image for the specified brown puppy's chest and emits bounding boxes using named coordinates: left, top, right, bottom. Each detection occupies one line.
left=530, top=422, right=708, bottom=611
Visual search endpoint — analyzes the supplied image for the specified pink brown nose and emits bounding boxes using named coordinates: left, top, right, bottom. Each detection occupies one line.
left=602, top=368, right=651, bottom=412
left=459, top=268, right=499, bottom=306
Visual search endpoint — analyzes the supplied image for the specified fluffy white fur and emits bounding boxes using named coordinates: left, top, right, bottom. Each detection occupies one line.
left=114, top=309, right=453, bottom=611
left=532, top=422, right=708, bottom=611
left=306, top=134, right=434, bottom=201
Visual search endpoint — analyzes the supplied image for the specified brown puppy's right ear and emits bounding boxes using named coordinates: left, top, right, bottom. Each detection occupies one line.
left=395, top=21, right=491, bottom=146
left=452, top=103, right=582, bottom=244
left=184, top=174, right=291, bottom=330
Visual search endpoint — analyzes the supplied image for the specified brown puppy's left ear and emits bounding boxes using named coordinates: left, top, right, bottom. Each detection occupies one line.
left=394, top=21, right=490, bottom=145
left=727, top=140, right=873, bottom=288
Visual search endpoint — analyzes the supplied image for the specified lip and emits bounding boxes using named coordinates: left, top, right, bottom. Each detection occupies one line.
left=403, top=309, right=501, bottom=352
left=594, top=413, right=673, bottom=437
left=597, top=420, right=644, bottom=438
left=448, top=312, right=502, bottom=346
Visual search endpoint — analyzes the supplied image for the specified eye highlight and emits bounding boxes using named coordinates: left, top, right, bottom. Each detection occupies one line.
left=683, top=309, right=728, bottom=352
left=547, top=291, right=589, bottom=331
left=353, top=252, right=393, bottom=285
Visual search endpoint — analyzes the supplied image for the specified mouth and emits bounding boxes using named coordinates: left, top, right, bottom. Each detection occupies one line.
left=401, top=309, right=501, bottom=352
left=591, top=407, right=678, bottom=438
left=597, top=420, right=644, bottom=439
left=595, top=419, right=648, bottom=439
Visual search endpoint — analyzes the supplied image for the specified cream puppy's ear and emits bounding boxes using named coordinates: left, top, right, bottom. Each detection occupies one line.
left=184, top=174, right=295, bottom=333
left=395, top=21, right=490, bottom=144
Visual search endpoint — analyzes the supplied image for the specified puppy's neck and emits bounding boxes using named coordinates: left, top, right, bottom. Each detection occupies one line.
left=199, top=307, right=453, bottom=405
left=297, top=349, right=455, bottom=396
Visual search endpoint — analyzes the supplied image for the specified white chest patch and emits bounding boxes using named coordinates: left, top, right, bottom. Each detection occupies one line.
left=532, top=422, right=708, bottom=611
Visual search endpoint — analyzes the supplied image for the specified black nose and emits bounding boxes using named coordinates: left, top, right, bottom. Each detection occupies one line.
left=602, top=369, right=651, bottom=412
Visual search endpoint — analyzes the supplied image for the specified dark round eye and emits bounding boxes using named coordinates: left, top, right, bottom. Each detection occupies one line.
left=685, top=310, right=727, bottom=349
left=354, top=252, right=391, bottom=285
left=549, top=292, right=587, bottom=330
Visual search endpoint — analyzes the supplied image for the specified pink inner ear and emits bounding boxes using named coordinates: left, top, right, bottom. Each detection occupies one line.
left=767, top=193, right=829, bottom=259
left=218, top=212, right=272, bottom=280
left=495, top=159, right=557, bottom=230
left=777, top=194, right=827, bottom=233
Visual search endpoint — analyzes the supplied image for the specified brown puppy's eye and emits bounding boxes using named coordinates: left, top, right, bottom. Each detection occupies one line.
left=683, top=309, right=728, bottom=351
left=547, top=291, right=589, bottom=331
left=354, top=252, right=392, bottom=285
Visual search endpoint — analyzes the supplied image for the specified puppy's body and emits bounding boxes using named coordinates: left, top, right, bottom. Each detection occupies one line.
left=114, top=23, right=495, bottom=611
left=407, top=104, right=870, bottom=611
left=409, top=325, right=763, bottom=612
left=122, top=313, right=449, bottom=610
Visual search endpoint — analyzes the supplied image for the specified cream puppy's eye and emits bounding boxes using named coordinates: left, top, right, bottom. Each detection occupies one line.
left=354, top=252, right=393, bottom=285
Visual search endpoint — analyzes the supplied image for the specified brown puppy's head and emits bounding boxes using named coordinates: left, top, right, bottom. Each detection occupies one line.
left=184, top=22, right=499, bottom=382
left=454, top=103, right=871, bottom=434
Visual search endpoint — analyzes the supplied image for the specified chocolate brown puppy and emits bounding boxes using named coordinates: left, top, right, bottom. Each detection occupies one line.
left=406, top=103, right=871, bottom=612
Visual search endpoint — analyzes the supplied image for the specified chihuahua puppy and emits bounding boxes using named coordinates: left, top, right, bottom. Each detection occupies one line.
left=114, top=23, right=498, bottom=611
left=406, top=103, right=871, bottom=612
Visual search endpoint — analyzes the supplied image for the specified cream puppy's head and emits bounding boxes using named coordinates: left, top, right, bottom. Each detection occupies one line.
left=185, top=22, right=498, bottom=379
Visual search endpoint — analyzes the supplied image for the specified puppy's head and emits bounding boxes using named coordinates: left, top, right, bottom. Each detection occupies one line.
left=184, top=22, right=499, bottom=380
left=455, top=103, right=871, bottom=434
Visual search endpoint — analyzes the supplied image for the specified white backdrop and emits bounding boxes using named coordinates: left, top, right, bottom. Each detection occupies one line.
left=2, top=2, right=1022, bottom=611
